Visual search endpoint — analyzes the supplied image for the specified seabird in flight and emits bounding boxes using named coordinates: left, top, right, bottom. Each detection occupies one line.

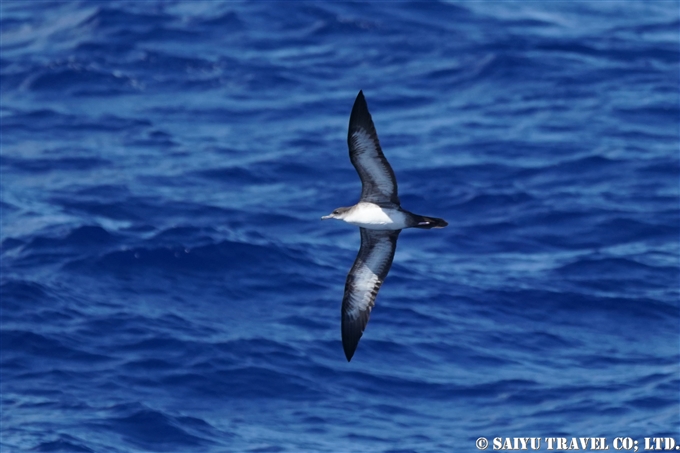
left=322, top=90, right=448, bottom=361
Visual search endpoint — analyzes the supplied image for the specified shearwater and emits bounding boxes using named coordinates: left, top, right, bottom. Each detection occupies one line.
left=322, top=90, right=448, bottom=361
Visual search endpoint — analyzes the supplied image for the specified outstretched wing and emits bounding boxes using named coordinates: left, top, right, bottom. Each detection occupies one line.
left=348, top=91, right=400, bottom=206
left=341, top=228, right=400, bottom=361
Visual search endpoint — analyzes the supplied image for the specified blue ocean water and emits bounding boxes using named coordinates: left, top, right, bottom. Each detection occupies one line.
left=1, top=1, right=679, bottom=451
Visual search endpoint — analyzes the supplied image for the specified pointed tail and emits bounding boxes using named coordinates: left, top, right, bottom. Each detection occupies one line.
left=412, top=215, right=448, bottom=229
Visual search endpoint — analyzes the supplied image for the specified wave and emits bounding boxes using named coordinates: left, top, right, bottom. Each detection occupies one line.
left=91, top=403, right=221, bottom=450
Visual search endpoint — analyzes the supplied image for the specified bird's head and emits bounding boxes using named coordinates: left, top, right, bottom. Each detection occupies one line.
left=321, top=207, right=351, bottom=221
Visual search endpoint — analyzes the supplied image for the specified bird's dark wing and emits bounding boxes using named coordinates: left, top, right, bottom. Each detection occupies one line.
left=341, top=228, right=400, bottom=361
left=348, top=91, right=400, bottom=206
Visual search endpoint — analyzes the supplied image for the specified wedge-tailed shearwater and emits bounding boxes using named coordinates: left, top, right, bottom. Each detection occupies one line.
left=322, top=90, right=448, bottom=361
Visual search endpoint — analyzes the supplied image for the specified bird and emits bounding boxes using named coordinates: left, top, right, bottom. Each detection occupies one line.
left=322, top=90, right=448, bottom=361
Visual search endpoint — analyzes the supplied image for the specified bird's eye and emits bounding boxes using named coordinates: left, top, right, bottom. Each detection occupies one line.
left=333, top=210, right=339, bottom=214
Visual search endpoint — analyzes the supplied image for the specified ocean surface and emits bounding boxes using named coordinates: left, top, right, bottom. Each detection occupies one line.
left=1, top=1, right=679, bottom=452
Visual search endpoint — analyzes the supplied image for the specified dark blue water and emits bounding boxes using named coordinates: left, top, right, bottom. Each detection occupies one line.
left=2, top=2, right=679, bottom=452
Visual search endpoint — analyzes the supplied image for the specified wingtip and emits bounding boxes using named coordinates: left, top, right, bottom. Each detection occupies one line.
left=343, top=344, right=356, bottom=362
left=342, top=336, right=358, bottom=362
left=342, top=323, right=362, bottom=362
left=354, top=90, right=366, bottom=105
left=350, top=90, right=371, bottom=127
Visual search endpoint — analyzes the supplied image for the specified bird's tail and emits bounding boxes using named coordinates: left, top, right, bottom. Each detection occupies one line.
left=412, top=215, right=448, bottom=229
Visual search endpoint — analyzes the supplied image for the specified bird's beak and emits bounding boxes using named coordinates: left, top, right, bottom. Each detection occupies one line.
left=321, top=215, right=332, bottom=220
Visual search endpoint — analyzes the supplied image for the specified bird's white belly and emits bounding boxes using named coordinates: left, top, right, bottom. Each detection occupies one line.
left=343, top=203, right=407, bottom=230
